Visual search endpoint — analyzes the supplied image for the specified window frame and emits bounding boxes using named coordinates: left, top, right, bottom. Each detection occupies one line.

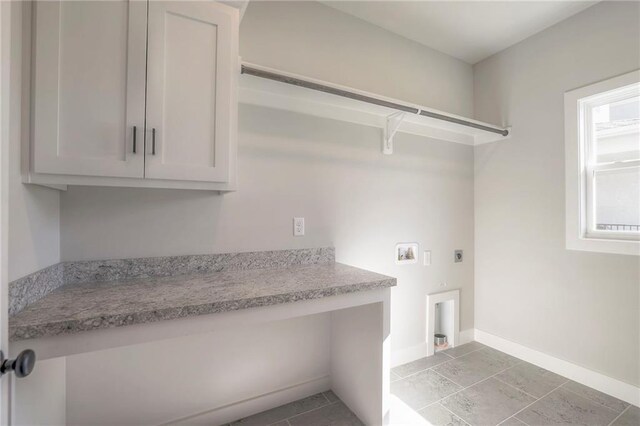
left=565, top=70, right=640, bottom=256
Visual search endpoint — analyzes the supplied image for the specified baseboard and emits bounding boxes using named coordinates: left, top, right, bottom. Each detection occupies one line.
left=475, top=329, right=640, bottom=407
left=160, top=375, right=331, bottom=425
left=391, top=328, right=475, bottom=367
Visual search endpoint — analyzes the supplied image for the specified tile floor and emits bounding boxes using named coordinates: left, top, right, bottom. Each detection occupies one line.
left=227, top=391, right=363, bottom=426
left=391, top=341, right=639, bottom=426
left=226, top=342, right=639, bottom=426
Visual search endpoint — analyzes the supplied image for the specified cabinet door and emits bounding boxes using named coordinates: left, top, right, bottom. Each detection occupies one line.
left=32, top=1, right=146, bottom=178
left=145, top=1, right=238, bottom=182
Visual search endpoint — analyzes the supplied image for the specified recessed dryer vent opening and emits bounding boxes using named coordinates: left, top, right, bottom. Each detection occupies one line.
left=426, top=290, right=460, bottom=356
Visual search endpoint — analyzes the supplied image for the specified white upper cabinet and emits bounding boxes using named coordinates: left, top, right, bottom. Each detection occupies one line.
left=145, top=1, right=237, bottom=183
left=28, top=1, right=238, bottom=190
left=32, top=0, right=147, bottom=178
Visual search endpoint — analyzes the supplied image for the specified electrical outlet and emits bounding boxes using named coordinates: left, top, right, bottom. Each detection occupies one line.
left=454, top=250, right=463, bottom=263
left=293, top=217, right=305, bottom=236
left=423, top=250, right=431, bottom=266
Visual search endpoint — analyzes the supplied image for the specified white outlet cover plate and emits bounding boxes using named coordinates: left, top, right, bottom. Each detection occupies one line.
left=293, top=217, right=305, bottom=236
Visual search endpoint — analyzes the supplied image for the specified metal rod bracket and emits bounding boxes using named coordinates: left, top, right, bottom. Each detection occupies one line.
left=383, top=112, right=407, bottom=155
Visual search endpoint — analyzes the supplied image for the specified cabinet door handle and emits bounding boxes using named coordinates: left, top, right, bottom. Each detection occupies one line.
left=132, top=126, right=137, bottom=154
left=152, top=128, right=156, bottom=155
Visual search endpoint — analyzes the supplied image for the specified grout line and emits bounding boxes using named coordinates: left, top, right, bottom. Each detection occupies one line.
left=559, top=382, right=625, bottom=415
left=450, top=346, right=506, bottom=362
left=407, top=353, right=532, bottom=418
left=266, top=394, right=336, bottom=425
left=394, top=342, right=628, bottom=426
left=413, top=361, right=522, bottom=413
left=286, top=400, right=340, bottom=423
left=607, top=405, right=630, bottom=426
left=266, top=418, right=292, bottom=426
left=431, top=368, right=466, bottom=389
left=492, top=375, right=540, bottom=401
left=500, top=379, right=569, bottom=426
left=394, top=346, right=495, bottom=381
left=393, top=343, right=485, bottom=380
left=437, top=402, right=472, bottom=426
left=421, top=401, right=441, bottom=410
left=393, top=360, right=452, bottom=380
left=444, top=345, right=487, bottom=359
left=498, top=415, right=531, bottom=426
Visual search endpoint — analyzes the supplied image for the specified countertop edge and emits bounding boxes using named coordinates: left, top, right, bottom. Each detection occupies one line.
left=9, top=277, right=396, bottom=341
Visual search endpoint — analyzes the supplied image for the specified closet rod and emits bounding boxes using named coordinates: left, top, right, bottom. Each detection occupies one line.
left=241, top=65, right=509, bottom=137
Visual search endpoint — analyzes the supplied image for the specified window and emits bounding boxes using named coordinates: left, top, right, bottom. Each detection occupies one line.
left=565, top=70, right=640, bottom=255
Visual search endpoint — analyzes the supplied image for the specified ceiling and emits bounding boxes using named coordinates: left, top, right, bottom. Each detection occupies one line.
left=321, top=1, right=598, bottom=64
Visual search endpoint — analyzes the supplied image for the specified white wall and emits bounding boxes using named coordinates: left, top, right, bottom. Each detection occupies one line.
left=240, top=1, right=474, bottom=117
left=66, top=314, right=331, bottom=425
left=9, top=2, right=63, bottom=424
left=473, top=1, right=640, bottom=387
left=9, top=1, right=59, bottom=282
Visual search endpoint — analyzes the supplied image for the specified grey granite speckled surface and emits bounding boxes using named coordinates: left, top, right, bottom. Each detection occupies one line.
left=8, top=248, right=334, bottom=316
left=64, top=247, right=335, bottom=284
left=10, top=262, right=395, bottom=341
left=9, top=263, right=64, bottom=317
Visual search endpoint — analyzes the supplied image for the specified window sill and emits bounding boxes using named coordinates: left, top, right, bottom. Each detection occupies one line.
left=566, top=235, right=640, bottom=256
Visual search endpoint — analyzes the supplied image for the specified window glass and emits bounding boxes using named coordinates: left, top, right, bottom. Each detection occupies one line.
left=594, top=167, right=640, bottom=232
left=593, top=95, right=640, bottom=164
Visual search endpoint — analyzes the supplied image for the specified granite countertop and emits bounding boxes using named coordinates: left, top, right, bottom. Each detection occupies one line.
left=10, top=262, right=396, bottom=341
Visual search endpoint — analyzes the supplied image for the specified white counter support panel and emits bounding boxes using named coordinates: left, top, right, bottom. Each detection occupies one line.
left=331, top=294, right=391, bottom=425
left=239, top=63, right=512, bottom=152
